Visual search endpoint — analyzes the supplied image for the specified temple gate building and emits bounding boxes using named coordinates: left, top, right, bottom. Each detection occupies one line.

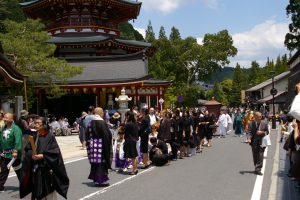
left=20, top=0, right=171, bottom=117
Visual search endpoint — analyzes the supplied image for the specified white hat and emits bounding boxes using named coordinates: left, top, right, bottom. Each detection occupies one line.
left=20, top=110, right=29, bottom=117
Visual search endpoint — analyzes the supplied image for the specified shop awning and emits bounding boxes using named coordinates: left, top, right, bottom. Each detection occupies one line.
left=257, top=91, right=287, bottom=104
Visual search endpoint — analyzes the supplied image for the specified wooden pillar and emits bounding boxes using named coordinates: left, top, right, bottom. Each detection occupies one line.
left=157, top=86, right=160, bottom=110
left=95, top=94, right=98, bottom=107
left=134, top=87, right=138, bottom=105
left=100, top=88, right=106, bottom=108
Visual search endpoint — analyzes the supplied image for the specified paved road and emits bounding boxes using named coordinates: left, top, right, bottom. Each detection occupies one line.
left=1, top=129, right=287, bottom=200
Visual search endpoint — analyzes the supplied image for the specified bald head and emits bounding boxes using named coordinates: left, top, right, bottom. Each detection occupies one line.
left=254, top=111, right=262, bottom=122
left=94, top=107, right=104, bottom=118
left=149, top=107, right=155, bottom=115
left=4, top=113, right=14, bottom=126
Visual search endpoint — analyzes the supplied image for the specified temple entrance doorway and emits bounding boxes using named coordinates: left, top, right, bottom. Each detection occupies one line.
left=45, top=94, right=96, bottom=124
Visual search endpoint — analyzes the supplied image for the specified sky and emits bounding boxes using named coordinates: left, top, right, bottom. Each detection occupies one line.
left=132, top=0, right=290, bottom=68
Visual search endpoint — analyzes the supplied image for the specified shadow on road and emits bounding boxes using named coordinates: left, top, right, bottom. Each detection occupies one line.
left=3, top=185, right=19, bottom=192
left=82, top=181, right=96, bottom=187
left=239, top=170, right=256, bottom=175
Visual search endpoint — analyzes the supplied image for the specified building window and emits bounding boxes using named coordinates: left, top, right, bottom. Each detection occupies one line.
left=70, top=16, right=79, bottom=26
left=81, top=15, right=91, bottom=26
left=150, top=96, right=157, bottom=108
left=139, top=96, right=146, bottom=104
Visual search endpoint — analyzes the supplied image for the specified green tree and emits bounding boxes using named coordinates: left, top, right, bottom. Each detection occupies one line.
left=248, top=61, right=261, bottom=85
left=220, top=79, right=232, bottom=101
left=285, top=0, right=300, bottom=51
left=119, top=22, right=144, bottom=41
left=231, top=63, right=244, bottom=106
left=158, top=26, right=167, bottom=40
left=148, top=28, right=237, bottom=105
left=145, top=20, right=155, bottom=43
left=0, top=19, right=82, bottom=101
left=274, top=54, right=289, bottom=74
left=149, top=26, right=179, bottom=82
left=209, top=82, right=227, bottom=105
left=169, top=26, right=181, bottom=43
left=261, top=57, right=275, bottom=81
left=164, top=83, right=205, bottom=107
left=0, top=0, right=26, bottom=32
left=178, top=30, right=237, bottom=85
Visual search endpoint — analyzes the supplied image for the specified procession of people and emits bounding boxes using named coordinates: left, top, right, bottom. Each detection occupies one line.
left=0, top=82, right=300, bottom=199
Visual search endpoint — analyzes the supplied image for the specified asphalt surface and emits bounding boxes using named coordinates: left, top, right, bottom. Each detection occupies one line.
left=1, top=128, right=294, bottom=200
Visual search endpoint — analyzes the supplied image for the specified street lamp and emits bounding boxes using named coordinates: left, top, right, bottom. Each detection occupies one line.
left=270, top=71, right=277, bottom=129
left=263, top=103, right=266, bottom=115
left=115, top=87, right=132, bottom=123
left=159, top=98, right=164, bottom=111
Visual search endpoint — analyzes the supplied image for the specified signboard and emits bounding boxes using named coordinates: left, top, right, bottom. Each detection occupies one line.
left=270, top=88, right=277, bottom=96
left=177, top=95, right=183, bottom=103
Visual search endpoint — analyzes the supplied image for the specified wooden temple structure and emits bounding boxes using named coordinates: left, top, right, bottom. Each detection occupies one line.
left=20, top=0, right=172, bottom=117
left=0, top=43, right=26, bottom=114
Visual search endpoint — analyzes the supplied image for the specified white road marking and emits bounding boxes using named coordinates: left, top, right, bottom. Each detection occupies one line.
left=8, top=157, right=88, bottom=179
left=250, top=147, right=268, bottom=200
left=64, top=157, right=87, bottom=164
left=79, top=166, right=155, bottom=200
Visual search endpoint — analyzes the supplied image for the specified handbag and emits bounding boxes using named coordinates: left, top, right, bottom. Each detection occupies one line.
left=209, top=124, right=216, bottom=129
left=261, top=134, right=271, bottom=147
left=283, top=135, right=291, bottom=151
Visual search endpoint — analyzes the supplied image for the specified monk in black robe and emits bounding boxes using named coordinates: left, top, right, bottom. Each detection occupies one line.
left=20, top=116, right=69, bottom=200
left=86, top=107, right=112, bottom=187
left=149, top=137, right=169, bottom=166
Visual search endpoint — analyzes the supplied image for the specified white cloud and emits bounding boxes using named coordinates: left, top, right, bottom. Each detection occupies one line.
left=134, top=28, right=146, bottom=38
left=197, top=37, right=203, bottom=45
left=140, top=0, right=192, bottom=14
left=230, top=20, right=289, bottom=68
left=140, top=0, right=218, bottom=13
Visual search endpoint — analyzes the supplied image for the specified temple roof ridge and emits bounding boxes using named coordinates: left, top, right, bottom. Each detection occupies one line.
left=0, top=44, right=24, bottom=84
left=48, top=35, right=151, bottom=47
left=20, top=0, right=142, bottom=7
left=63, top=50, right=145, bottom=61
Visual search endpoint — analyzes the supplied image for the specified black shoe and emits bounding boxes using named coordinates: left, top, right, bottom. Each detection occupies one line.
left=255, top=171, right=263, bottom=176
left=94, top=182, right=110, bottom=187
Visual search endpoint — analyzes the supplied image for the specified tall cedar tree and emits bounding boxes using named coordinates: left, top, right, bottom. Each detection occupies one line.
left=119, top=22, right=144, bottom=41
left=231, top=63, right=244, bottom=106
left=145, top=21, right=155, bottom=43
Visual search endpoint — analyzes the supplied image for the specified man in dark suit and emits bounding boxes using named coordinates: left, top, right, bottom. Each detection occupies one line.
left=247, top=111, right=269, bottom=175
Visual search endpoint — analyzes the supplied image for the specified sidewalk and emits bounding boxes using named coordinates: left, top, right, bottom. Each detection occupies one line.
left=55, top=134, right=87, bottom=161
left=9, top=135, right=86, bottom=176
left=276, top=138, right=300, bottom=200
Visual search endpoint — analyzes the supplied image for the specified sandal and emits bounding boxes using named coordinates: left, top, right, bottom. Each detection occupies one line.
left=130, top=170, right=138, bottom=175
